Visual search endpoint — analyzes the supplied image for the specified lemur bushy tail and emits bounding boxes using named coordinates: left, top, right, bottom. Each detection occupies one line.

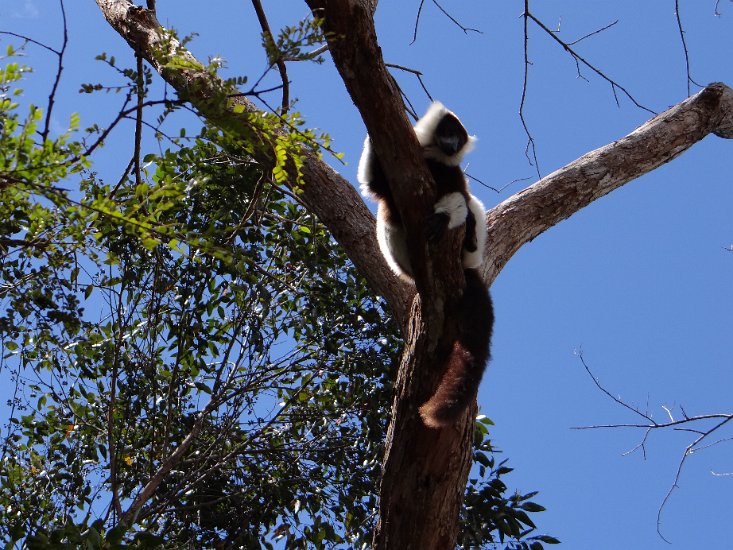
left=418, top=268, right=493, bottom=428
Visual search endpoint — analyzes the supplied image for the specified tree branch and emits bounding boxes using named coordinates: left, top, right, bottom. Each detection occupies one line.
left=251, top=0, right=290, bottom=112
left=483, top=82, right=733, bottom=285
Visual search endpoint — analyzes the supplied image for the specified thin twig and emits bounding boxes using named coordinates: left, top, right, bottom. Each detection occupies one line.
left=526, top=11, right=656, bottom=115
left=575, top=351, right=655, bottom=422
left=656, top=415, right=733, bottom=542
left=567, top=20, right=618, bottom=46
left=41, top=0, right=68, bottom=141
left=431, top=0, right=482, bottom=35
left=520, top=1, right=541, bottom=176
left=574, top=352, right=733, bottom=543
left=466, top=173, right=532, bottom=194
left=674, top=0, right=703, bottom=96
left=134, top=54, right=145, bottom=186
left=0, top=31, right=59, bottom=54
left=251, top=0, right=290, bottom=113
left=411, top=0, right=427, bottom=45
left=384, top=63, right=431, bottom=117
left=411, top=0, right=481, bottom=43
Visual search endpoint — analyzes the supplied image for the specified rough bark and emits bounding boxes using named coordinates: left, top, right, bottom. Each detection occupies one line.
left=304, top=2, right=478, bottom=548
left=94, top=1, right=733, bottom=547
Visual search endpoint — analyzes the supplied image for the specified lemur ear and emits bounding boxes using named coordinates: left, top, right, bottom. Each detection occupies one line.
left=434, top=114, right=468, bottom=157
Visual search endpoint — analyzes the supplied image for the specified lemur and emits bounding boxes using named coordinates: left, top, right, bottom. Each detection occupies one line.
left=357, top=101, right=494, bottom=428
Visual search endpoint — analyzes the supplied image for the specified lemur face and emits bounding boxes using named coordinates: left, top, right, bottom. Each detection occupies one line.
left=433, top=113, right=469, bottom=157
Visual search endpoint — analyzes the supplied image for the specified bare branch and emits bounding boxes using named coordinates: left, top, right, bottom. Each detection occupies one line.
left=0, top=31, right=60, bottom=54
left=484, top=83, right=733, bottom=286
left=411, top=0, right=481, bottom=43
left=567, top=19, right=619, bottom=46
left=657, top=415, right=733, bottom=542
left=411, top=0, right=426, bottom=44
left=134, top=54, right=144, bottom=186
left=714, top=0, right=724, bottom=17
left=251, top=0, right=290, bottom=112
left=466, top=172, right=532, bottom=195
left=520, top=1, right=541, bottom=176
left=674, top=0, right=704, bottom=96
left=430, top=0, right=482, bottom=36
left=41, top=0, right=68, bottom=141
left=575, top=351, right=653, bottom=423
left=384, top=63, right=432, bottom=117
left=526, top=9, right=655, bottom=115
left=572, top=353, right=733, bottom=543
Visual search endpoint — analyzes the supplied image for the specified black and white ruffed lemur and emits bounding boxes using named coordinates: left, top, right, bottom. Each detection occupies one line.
left=357, top=101, right=494, bottom=429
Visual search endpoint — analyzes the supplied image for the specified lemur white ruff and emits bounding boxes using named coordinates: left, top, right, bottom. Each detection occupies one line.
left=357, top=102, right=494, bottom=428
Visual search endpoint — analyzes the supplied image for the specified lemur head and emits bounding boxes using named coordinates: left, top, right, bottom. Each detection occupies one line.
left=414, top=102, right=475, bottom=166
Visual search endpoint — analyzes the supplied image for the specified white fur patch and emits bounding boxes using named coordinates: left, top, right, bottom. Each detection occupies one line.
left=463, top=194, right=487, bottom=269
left=376, top=204, right=413, bottom=280
left=357, top=136, right=375, bottom=197
left=434, top=192, right=468, bottom=230
left=414, top=102, right=448, bottom=147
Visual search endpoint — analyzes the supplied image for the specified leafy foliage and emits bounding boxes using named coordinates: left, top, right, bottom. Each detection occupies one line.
left=460, top=418, right=560, bottom=549
left=261, top=15, right=328, bottom=65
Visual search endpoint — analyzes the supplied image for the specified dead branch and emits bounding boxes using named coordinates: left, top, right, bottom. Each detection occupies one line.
left=573, top=352, right=733, bottom=543
left=674, top=0, right=705, bottom=96
left=412, top=0, right=481, bottom=44
left=520, top=1, right=541, bottom=175
left=567, top=20, right=619, bottom=46
left=525, top=7, right=655, bottom=114
left=251, top=0, right=290, bottom=112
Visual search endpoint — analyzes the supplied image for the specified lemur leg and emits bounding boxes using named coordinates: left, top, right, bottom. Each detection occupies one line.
left=462, top=194, right=487, bottom=270
left=463, top=208, right=477, bottom=252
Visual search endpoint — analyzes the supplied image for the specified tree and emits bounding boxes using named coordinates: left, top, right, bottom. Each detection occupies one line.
left=0, top=6, right=548, bottom=549
left=2, top=0, right=732, bottom=547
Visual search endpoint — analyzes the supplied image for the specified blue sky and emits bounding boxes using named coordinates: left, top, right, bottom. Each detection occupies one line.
left=2, top=1, right=733, bottom=548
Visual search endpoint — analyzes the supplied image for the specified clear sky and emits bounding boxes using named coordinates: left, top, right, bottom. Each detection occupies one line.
left=2, top=1, right=732, bottom=548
